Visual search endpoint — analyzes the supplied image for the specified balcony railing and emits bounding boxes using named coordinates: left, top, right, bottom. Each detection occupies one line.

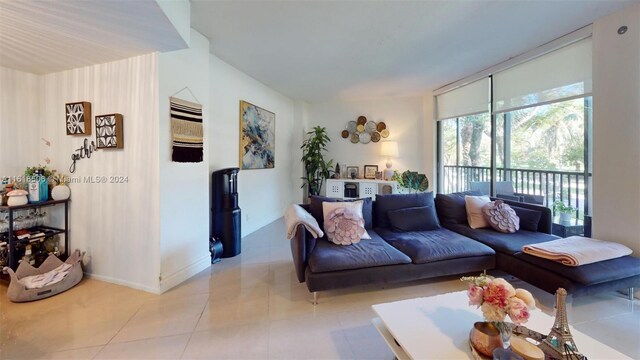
left=442, top=165, right=591, bottom=220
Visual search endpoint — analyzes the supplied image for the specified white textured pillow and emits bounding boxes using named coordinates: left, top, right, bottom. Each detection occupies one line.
left=322, top=201, right=371, bottom=242
left=465, top=195, right=491, bottom=229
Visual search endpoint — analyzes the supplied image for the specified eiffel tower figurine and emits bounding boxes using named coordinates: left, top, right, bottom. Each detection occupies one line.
left=540, top=288, right=585, bottom=359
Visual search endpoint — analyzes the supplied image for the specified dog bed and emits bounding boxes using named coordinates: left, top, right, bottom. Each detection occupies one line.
left=3, top=249, right=83, bottom=302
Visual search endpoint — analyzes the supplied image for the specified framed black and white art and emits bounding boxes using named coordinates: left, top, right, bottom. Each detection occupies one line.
left=65, top=101, right=92, bottom=135
left=95, top=113, right=124, bottom=149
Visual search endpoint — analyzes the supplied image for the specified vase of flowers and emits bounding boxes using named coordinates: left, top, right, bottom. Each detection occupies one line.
left=463, top=274, right=535, bottom=355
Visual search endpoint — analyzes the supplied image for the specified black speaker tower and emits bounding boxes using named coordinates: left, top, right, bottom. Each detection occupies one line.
left=211, top=168, right=241, bottom=258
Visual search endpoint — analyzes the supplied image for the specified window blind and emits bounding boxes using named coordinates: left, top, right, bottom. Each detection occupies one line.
left=493, top=37, right=592, bottom=114
left=436, top=78, right=490, bottom=121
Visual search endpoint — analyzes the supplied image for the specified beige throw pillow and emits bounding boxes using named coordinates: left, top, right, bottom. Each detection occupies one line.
left=465, top=195, right=491, bottom=229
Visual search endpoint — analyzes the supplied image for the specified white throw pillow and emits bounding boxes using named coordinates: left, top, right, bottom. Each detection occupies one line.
left=322, top=201, right=371, bottom=243
left=465, top=195, right=491, bottom=229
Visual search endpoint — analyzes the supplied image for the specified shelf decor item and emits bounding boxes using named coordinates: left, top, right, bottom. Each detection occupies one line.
left=51, top=175, right=71, bottom=201
left=346, top=166, right=359, bottom=179
left=240, top=100, right=275, bottom=169
left=95, top=113, right=124, bottom=149
left=364, top=165, right=378, bottom=179
left=65, top=101, right=92, bottom=135
left=342, top=116, right=389, bottom=145
left=171, top=97, right=203, bottom=163
left=380, top=141, right=399, bottom=180
left=6, top=189, right=28, bottom=206
left=462, top=274, right=535, bottom=356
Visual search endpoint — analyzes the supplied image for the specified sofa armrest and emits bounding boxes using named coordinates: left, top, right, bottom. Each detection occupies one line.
left=491, top=198, right=552, bottom=234
left=290, top=223, right=318, bottom=283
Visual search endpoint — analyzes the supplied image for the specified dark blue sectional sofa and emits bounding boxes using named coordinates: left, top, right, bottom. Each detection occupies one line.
left=289, top=191, right=640, bottom=298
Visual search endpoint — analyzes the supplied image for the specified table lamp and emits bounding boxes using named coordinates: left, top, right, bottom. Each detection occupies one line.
left=380, top=141, right=399, bottom=180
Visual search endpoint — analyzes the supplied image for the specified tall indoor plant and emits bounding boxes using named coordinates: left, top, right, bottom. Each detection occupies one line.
left=301, top=126, right=333, bottom=197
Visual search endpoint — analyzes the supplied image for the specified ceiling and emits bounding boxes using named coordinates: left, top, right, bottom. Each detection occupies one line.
left=192, top=0, right=636, bottom=102
left=0, top=0, right=187, bottom=74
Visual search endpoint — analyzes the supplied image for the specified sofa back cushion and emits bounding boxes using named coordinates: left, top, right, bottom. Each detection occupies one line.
left=309, top=195, right=373, bottom=229
left=435, top=191, right=482, bottom=226
left=387, top=206, right=441, bottom=232
left=512, top=206, right=542, bottom=232
left=374, top=192, right=435, bottom=229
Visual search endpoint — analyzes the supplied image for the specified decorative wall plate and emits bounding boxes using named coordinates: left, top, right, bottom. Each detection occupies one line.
left=377, top=122, right=387, bottom=131
left=371, top=132, right=381, bottom=142
left=350, top=133, right=360, bottom=143
left=341, top=130, right=350, bottom=138
left=356, top=124, right=365, bottom=132
left=359, top=132, right=371, bottom=144
left=380, top=129, right=390, bottom=138
left=347, top=121, right=357, bottom=133
left=357, top=116, right=367, bottom=125
left=365, top=121, right=377, bottom=133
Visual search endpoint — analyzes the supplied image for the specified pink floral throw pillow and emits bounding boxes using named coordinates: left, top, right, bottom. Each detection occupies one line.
left=324, top=207, right=367, bottom=245
left=482, top=200, right=520, bottom=234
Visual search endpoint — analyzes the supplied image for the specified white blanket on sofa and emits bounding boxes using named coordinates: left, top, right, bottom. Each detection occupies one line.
left=522, top=236, right=632, bottom=267
left=284, top=204, right=324, bottom=240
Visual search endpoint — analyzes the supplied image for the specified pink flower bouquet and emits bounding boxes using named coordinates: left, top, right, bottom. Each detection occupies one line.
left=462, top=274, right=535, bottom=325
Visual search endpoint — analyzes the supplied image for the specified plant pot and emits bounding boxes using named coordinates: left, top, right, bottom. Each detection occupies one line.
left=559, top=212, right=572, bottom=224
left=469, top=321, right=502, bottom=357
left=51, top=185, right=71, bottom=200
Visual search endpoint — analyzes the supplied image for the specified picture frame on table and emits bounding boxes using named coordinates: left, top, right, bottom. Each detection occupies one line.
left=364, top=165, right=378, bottom=179
left=346, top=166, right=359, bottom=179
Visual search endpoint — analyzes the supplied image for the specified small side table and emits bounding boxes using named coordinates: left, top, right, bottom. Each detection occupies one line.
left=552, top=219, right=584, bottom=238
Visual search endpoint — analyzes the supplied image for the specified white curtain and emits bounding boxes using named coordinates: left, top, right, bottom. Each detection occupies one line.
left=493, top=37, right=592, bottom=113
left=436, top=78, right=490, bottom=120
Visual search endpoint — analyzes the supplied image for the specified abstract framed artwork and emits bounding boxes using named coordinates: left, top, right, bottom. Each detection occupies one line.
left=239, top=100, right=275, bottom=169
left=65, top=101, right=92, bottom=135
left=95, top=113, right=124, bottom=149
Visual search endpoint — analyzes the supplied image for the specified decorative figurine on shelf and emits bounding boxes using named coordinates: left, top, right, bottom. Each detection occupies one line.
left=540, top=288, right=585, bottom=360
left=334, top=163, right=341, bottom=179
left=51, top=174, right=71, bottom=201
left=7, top=189, right=28, bottom=206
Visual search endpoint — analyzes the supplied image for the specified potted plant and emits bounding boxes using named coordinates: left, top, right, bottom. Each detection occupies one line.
left=300, top=126, right=334, bottom=198
left=553, top=200, right=575, bottom=224
left=391, top=170, right=429, bottom=193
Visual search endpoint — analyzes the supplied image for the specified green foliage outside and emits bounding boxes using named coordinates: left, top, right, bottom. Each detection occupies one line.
left=442, top=97, right=589, bottom=172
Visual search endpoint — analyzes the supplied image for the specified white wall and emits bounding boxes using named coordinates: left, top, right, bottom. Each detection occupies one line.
left=422, top=93, right=437, bottom=191
left=592, top=5, right=640, bottom=262
left=209, top=55, right=300, bottom=237
left=158, top=29, right=211, bottom=292
left=0, top=67, right=42, bottom=176
left=307, top=97, right=426, bottom=184
left=39, top=54, right=161, bottom=292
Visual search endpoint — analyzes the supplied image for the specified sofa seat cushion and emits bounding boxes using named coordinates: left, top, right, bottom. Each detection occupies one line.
left=308, top=230, right=411, bottom=273
left=513, top=252, right=640, bottom=285
left=446, top=224, right=558, bottom=255
left=375, top=227, right=495, bottom=264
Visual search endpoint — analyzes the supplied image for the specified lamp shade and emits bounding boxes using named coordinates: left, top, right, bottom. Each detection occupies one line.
left=380, top=141, right=399, bottom=157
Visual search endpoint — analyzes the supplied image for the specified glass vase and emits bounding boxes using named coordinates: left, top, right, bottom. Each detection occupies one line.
left=493, top=321, right=512, bottom=349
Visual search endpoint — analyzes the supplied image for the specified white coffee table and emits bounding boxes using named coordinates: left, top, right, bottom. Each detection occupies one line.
left=372, top=291, right=630, bottom=360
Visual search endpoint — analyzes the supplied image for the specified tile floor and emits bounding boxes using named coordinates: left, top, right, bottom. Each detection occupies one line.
left=1, top=218, right=638, bottom=359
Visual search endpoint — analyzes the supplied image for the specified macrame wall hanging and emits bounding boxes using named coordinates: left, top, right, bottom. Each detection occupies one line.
left=170, top=89, right=203, bottom=163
